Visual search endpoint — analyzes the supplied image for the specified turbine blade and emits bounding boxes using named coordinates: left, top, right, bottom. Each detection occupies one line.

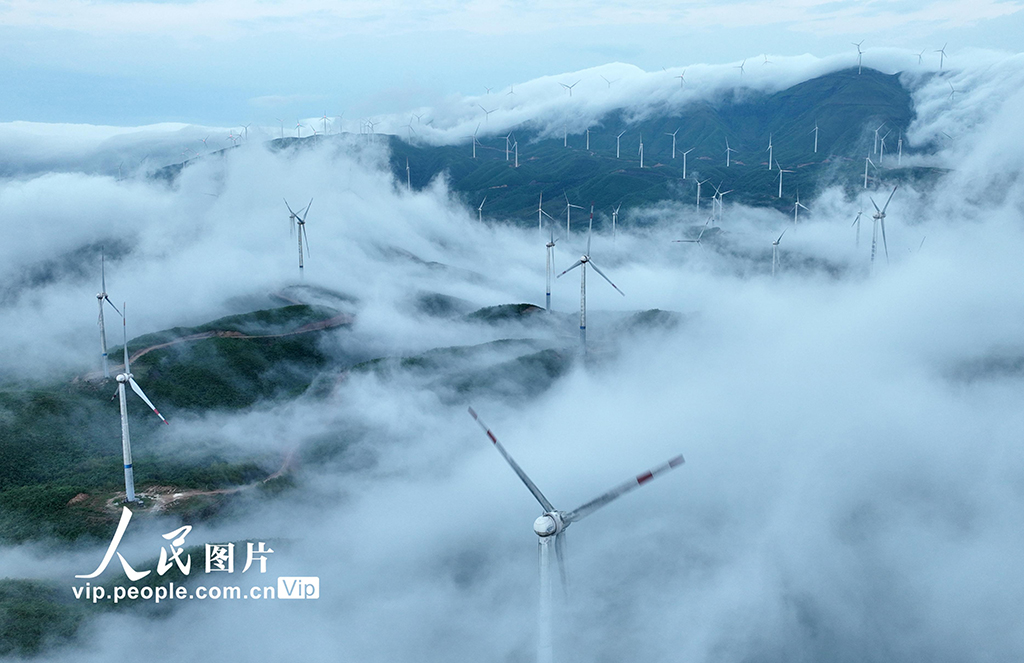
left=557, top=260, right=583, bottom=278
left=100, top=249, right=107, bottom=293
left=586, top=260, right=625, bottom=296
left=468, top=408, right=554, bottom=512
left=122, top=303, right=129, bottom=373
left=104, top=296, right=122, bottom=317
left=881, top=219, right=889, bottom=264
left=870, top=197, right=881, bottom=213
left=777, top=229, right=786, bottom=243
left=284, top=198, right=297, bottom=216
left=881, top=185, right=898, bottom=213
left=302, top=225, right=310, bottom=257
left=564, top=455, right=685, bottom=524
left=128, top=377, right=169, bottom=424
left=302, top=198, right=313, bottom=220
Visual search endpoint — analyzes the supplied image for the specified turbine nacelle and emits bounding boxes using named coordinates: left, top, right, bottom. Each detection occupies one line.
left=534, top=512, right=566, bottom=537
left=115, top=372, right=130, bottom=384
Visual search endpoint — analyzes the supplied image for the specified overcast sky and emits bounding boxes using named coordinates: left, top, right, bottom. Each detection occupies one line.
left=2, top=0, right=1023, bottom=125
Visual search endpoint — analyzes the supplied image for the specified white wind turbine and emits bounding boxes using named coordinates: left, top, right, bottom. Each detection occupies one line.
left=467, top=408, right=684, bottom=663
left=673, top=218, right=710, bottom=253
left=665, top=128, right=680, bottom=159
left=853, top=40, right=864, bottom=74
left=477, top=196, right=487, bottom=222
left=600, top=75, right=618, bottom=88
left=563, top=194, right=584, bottom=238
left=114, top=305, right=169, bottom=503
left=695, top=177, right=710, bottom=210
left=851, top=210, right=863, bottom=247
left=863, top=155, right=877, bottom=189
left=615, top=130, right=626, bottom=158
left=916, top=49, right=926, bottom=65
left=792, top=192, right=809, bottom=225
left=544, top=226, right=558, bottom=312
left=284, top=198, right=313, bottom=276
left=559, top=80, right=580, bottom=97
left=771, top=229, right=786, bottom=276
left=879, top=130, right=891, bottom=163
left=96, top=250, right=122, bottom=378
left=406, top=158, right=411, bottom=189
left=735, top=59, right=746, bottom=76
left=873, top=122, right=885, bottom=154
left=896, top=132, right=903, bottom=166
left=935, top=43, right=948, bottom=70
left=585, top=128, right=591, bottom=151
left=675, top=71, right=686, bottom=87
left=478, top=104, right=496, bottom=123
left=505, top=133, right=513, bottom=161
left=724, top=138, right=735, bottom=167
left=638, top=133, right=644, bottom=168
left=471, top=124, right=480, bottom=158
left=869, top=185, right=897, bottom=267
left=775, top=161, right=793, bottom=198
left=811, top=122, right=819, bottom=153
left=766, top=133, right=773, bottom=170
left=948, top=82, right=957, bottom=104
left=681, top=148, right=694, bottom=180
left=611, top=203, right=621, bottom=241
left=557, top=210, right=624, bottom=353
left=321, top=112, right=329, bottom=135
left=537, top=192, right=554, bottom=234
left=295, top=120, right=302, bottom=138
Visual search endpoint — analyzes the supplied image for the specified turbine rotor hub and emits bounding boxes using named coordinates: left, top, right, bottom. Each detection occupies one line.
left=533, top=512, right=563, bottom=537
left=115, top=373, right=128, bottom=383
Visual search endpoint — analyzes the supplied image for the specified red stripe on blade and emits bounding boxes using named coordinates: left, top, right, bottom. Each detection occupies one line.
left=486, top=431, right=497, bottom=444
left=637, top=471, right=654, bottom=484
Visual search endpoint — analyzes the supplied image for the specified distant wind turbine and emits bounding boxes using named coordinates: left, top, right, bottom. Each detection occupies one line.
left=863, top=155, right=877, bottom=189
left=852, top=210, right=863, bottom=247
left=853, top=40, right=864, bottom=74
left=776, top=161, right=793, bottom=198
left=638, top=133, right=644, bottom=168
left=681, top=148, right=694, bottom=180
left=735, top=59, right=746, bottom=76
left=675, top=70, right=686, bottom=87
left=477, top=196, right=487, bottom=222
left=284, top=198, right=312, bottom=277
left=935, top=43, right=948, bottom=70
left=792, top=192, right=809, bottom=225
left=611, top=203, right=621, bottom=241
left=724, top=138, right=735, bottom=167
left=695, top=177, right=710, bottom=210
left=615, top=130, right=626, bottom=159
left=96, top=250, right=122, bottom=378
left=665, top=128, right=680, bottom=159
left=811, top=122, right=819, bottom=153
left=870, top=185, right=897, bottom=266
left=563, top=193, right=584, bottom=238
left=557, top=209, right=625, bottom=353
left=544, top=228, right=558, bottom=312
left=673, top=219, right=710, bottom=253
left=766, top=134, right=773, bottom=170
left=771, top=229, right=786, bottom=276
left=600, top=75, right=618, bottom=88
left=560, top=80, right=580, bottom=97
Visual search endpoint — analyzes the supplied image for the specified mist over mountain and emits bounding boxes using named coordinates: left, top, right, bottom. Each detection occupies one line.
left=2, top=49, right=1024, bottom=662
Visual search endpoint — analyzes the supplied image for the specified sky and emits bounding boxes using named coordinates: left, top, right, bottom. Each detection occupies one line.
left=2, top=0, right=1024, bottom=125
left=2, top=3, right=1024, bottom=662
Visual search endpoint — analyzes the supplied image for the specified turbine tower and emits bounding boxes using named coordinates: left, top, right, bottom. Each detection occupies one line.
left=563, top=194, right=584, bottom=239
left=665, top=128, right=680, bottom=159
left=545, top=228, right=558, bottom=312
left=96, top=250, right=122, bottom=378
left=468, top=408, right=684, bottom=663
left=115, top=305, right=169, bottom=503
left=615, top=130, right=626, bottom=159
left=766, top=134, right=773, bottom=170
left=870, top=185, right=897, bottom=267
left=792, top=193, right=809, bottom=225
left=638, top=133, right=644, bottom=168
left=853, top=40, right=864, bottom=74
left=852, top=210, right=863, bottom=247
left=557, top=211, right=624, bottom=354
left=478, top=196, right=487, bottom=222
left=935, top=43, right=948, bottom=70
left=775, top=161, right=793, bottom=198
left=724, top=138, right=735, bottom=167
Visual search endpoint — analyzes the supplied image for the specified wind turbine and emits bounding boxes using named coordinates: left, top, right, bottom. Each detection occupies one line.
left=673, top=219, right=710, bottom=253
left=467, top=408, right=684, bottom=663
left=471, top=124, right=480, bottom=158
left=724, top=138, right=735, bottom=167
left=695, top=177, right=710, bottom=210
left=873, top=123, right=885, bottom=155
left=771, top=229, right=785, bottom=276
left=295, top=120, right=302, bottom=138
left=948, top=82, right=957, bottom=104
left=896, top=132, right=903, bottom=166
left=96, top=250, right=122, bottom=378
left=563, top=125, right=568, bottom=148
left=537, top=192, right=556, bottom=233
left=869, top=185, right=897, bottom=266
left=665, top=128, right=680, bottom=159
left=792, top=192, right=809, bottom=225
left=675, top=70, right=686, bottom=87
left=935, top=43, right=948, bottom=70
left=776, top=161, right=793, bottom=198
left=559, top=80, right=580, bottom=97
left=811, top=122, right=819, bottom=153
left=638, top=133, right=644, bottom=168
left=477, top=196, right=487, bottom=222
left=563, top=194, right=584, bottom=238
left=478, top=104, right=496, bottom=123
left=557, top=210, right=625, bottom=353
left=406, top=157, right=411, bottom=189
left=879, top=130, right=890, bottom=163
left=917, top=49, right=926, bottom=65
left=545, top=227, right=558, bottom=312
left=600, top=75, right=618, bottom=88
left=284, top=198, right=312, bottom=276
left=505, top=133, right=513, bottom=160
left=514, top=140, right=519, bottom=167
left=735, top=59, right=746, bottom=76
left=615, top=130, right=626, bottom=159
left=114, top=305, right=169, bottom=503
left=585, top=128, right=591, bottom=151
left=766, top=134, right=773, bottom=170
left=611, top=203, right=621, bottom=241
left=681, top=148, right=694, bottom=180
left=863, top=155, right=877, bottom=189
left=762, top=53, right=772, bottom=66
left=852, top=210, right=863, bottom=247
left=853, top=40, right=864, bottom=74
